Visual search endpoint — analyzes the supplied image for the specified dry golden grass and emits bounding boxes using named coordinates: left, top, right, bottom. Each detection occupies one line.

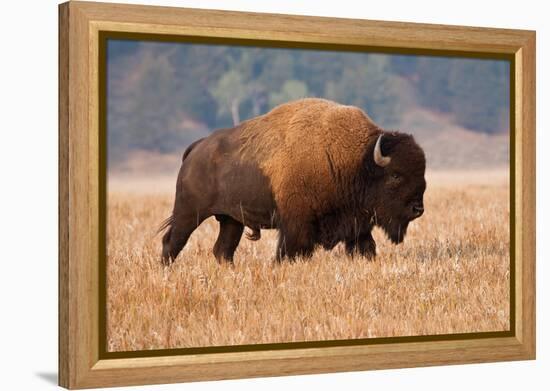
left=106, top=172, right=510, bottom=352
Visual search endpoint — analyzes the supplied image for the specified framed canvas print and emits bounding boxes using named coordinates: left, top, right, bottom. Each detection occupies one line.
left=58, top=1, right=536, bottom=389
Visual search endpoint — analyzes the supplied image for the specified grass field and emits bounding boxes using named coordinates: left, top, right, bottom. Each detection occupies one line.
left=106, top=170, right=510, bottom=352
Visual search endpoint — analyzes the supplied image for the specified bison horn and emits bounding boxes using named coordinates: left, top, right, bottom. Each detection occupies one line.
left=374, top=134, right=391, bottom=167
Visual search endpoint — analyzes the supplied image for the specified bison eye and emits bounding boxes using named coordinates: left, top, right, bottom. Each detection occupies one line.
left=391, top=173, right=400, bottom=180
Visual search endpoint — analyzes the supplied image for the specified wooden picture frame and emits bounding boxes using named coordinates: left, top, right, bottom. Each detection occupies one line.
left=59, top=1, right=536, bottom=388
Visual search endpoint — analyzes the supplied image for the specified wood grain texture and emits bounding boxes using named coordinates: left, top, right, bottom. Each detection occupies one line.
left=58, top=1, right=536, bottom=388
left=517, top=33, right=536, bottom=355
left=59, top=1, right=98, bottom=388
left=74, top=1, right=529, bottom=53
left=58, top=3, right=70, bottom=387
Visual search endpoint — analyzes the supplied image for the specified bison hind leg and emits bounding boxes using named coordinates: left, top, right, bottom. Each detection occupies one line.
left=161, top=226, right=173, bottom=265
left=160, top=213, right=205, bottom=266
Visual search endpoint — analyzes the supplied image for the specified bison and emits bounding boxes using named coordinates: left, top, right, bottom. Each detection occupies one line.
left=159, top=98, right=426, bottom=265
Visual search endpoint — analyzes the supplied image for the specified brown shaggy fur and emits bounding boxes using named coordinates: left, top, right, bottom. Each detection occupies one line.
left=241, top=98, right=380, bottom=210
left=240, top=98, right=380, bottom=229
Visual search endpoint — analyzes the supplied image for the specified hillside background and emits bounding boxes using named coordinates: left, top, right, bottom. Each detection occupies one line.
left=107, top=40, right=510, bottom=173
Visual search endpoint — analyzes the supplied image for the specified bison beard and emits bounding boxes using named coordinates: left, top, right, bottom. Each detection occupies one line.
left=159, top=98, right=426, bottom=265
left=383, top=220, right=410, bottom=244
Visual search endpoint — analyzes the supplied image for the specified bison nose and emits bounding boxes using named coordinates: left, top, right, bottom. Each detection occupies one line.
left=412, top=204, right=424, bottom=217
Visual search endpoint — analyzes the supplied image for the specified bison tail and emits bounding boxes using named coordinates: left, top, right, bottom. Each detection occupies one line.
left=156, top=215, right=174, bottom=235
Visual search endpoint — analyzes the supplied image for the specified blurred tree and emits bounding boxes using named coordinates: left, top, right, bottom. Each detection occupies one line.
left=269, top=80, right=308, bottom=107
left=210, top=69, right=248, bottom=125
left=413, top=57, right=509, bottom=133
left=325, top=56, right=413, bottom=127
left=447, top=60, right=509, bottom=133
left=107, top=40, right=510, bottom=164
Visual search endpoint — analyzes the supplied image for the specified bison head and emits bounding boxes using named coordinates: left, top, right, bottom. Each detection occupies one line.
left=367, top=132, right=426, bottom=244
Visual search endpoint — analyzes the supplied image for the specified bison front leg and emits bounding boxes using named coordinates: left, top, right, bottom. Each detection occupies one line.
left=276, top=223, right=315, bottom=262
left=345, top=231, right=376, bottom=260
left=213, top=215, right=244, bottom=264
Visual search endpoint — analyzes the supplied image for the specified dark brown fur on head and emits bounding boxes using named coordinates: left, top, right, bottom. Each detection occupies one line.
left=362, top=131, right=426, bottom=244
